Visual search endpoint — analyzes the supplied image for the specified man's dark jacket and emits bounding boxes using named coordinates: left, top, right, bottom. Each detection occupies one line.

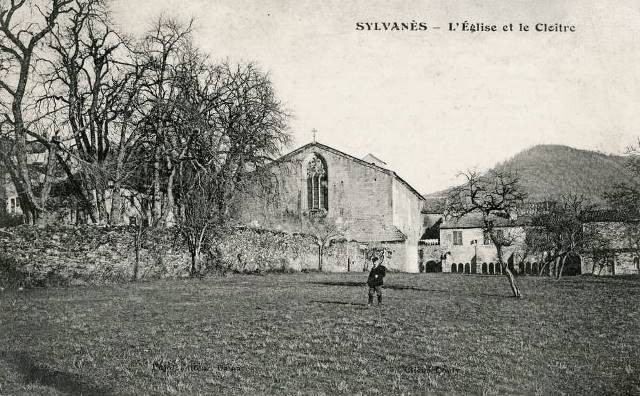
left=367, top=265, right=386, bottom=287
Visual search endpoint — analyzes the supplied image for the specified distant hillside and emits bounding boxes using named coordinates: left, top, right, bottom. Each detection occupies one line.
left=425, top=145, right=639, bottom=207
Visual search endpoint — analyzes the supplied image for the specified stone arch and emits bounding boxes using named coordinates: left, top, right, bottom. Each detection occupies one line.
left=425, top=260, right=440, bottom=273
left=525, top=262, right=532, bottom=275
left=458, top=263, right=464, bottom=273
left=488, top=262, right=494, bottom=275
left=464, top=263, right=470, bottom=274
left=481, top=262, right=488, bottom=274
left=451, top=263, right=457, bottom=273
left=562, top=253, right=582, bottom=276
left=532, top=262, right=539, bottom=275
left=495, top=263, right=502, bottom=275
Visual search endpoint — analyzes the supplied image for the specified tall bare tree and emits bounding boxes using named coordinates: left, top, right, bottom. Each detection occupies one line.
left=41, top=0, right=136, bottom=223
left=0, top=0, right=73, bottom=224
left=137, top=16, right=193, bottom=225
left=173, top=59, right=291, bottom=274
left=446, top=169, right=527, bottom=298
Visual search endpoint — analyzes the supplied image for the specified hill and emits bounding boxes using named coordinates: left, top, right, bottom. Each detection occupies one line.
left=425, top=144, right=639, bottom=207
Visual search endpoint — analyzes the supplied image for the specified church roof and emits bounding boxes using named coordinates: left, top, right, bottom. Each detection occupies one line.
left=440, top=212, right=530, bottom=229
left=275, top=142, right=425, bottom=202
left=348, top=224, right=407, bottom=243
left=362, top=153, right=387, bottom=168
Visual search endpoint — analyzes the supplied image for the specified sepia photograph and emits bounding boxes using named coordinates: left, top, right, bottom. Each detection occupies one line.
left=0, top=0, right=638, bottom=394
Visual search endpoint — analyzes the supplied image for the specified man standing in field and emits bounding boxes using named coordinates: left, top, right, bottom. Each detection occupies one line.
left=367, top=256, right=386, bottom=306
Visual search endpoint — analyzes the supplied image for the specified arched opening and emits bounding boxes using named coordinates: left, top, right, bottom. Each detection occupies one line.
left=471, top=262, right=477, bottom=274
left=481, top=262, right=488, bottom=274
left=451, top=263, right=457, bottom=273
left=495, top=263, right=502, bottom=275
left=488, top=262, right=494, bottom=275
left=458, top=263, right=464, bottom=273
left=562, top=253, right=582, bottom=276
left=532, top=262, right=539, bottom=276
left=464, top=263, right=470, bottom=274
left=525, top=262, right=532, bottom=275
left=425, top=260, right=440, bottom=273
left=306, top=154, right=328, bottom=212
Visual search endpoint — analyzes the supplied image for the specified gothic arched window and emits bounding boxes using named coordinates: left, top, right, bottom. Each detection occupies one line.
left=306, top=155, right=328, bottom=211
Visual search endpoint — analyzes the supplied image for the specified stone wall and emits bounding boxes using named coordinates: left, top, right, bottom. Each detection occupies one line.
left=391, top=177, right=424, bottom=272
left=419, top=243, right=445, bottom=272
left=582, top=221, right=640, bottom=275
left=0, top=225, right=380, bottom=288
left=0, top=226, right=191, bottom=288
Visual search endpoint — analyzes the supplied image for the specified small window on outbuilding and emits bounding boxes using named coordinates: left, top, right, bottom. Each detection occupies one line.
left=453, top=230, right=463, bottom=246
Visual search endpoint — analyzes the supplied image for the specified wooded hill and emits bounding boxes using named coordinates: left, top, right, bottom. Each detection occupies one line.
left=425, top=144, right=640, bottom=207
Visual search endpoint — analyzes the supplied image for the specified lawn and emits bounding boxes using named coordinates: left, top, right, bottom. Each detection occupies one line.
left=0, top=273, right=638, bottom=395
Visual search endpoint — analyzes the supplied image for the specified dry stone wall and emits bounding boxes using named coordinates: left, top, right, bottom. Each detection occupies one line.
left=0, top=225, right=368, bottom=288
left=0, top=226, right=191, bottom=288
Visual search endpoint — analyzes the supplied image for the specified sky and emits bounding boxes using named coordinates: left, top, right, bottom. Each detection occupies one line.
left=109, top=0, right=640, bottom=195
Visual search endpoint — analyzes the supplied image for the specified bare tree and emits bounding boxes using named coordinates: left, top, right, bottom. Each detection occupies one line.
left=0, top=0, right=73, bottom=224
left=172, top=59, right=291, bottom=275
left=43, top=0, right=134, bottom=223
left=174, top=168, right=225, bottom=276
left=605, top=140, right=640, bottom=265
left=446, top=169, right=527, bottom=298
left=299, top=215, right=347, bottom=271
left=526, top=194, right=602, bottom=278
left=137, top=16, right=194, bottom=225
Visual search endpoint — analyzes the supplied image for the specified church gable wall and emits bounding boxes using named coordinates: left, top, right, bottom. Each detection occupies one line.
left=237, top=145, right=395, bottom=235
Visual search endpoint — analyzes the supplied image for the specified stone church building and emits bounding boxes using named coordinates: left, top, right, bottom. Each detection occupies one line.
left=235, top=142, right=425, bottom=272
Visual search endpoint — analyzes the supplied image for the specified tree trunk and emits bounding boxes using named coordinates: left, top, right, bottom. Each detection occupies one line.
left=551, top=256, right=562, bottom=278
left=496, top=244, right=522, bottom=298
left=110, top=181, right=124, bottom=225
left=3, top=156, right=39, bottom=225
left=190, top=248, right=199, bottom=277
left=556, top=253, right=568, bottom=279
left=538, top=260, right=548, bottom=276
left=318, top=244, right=322, bottom=271
left=96, top=186, right=109, bottom=224
left=37, top=143, right=57, bottom=218
left=133, top=223, right=142, bottom=281
left=162, top=158, right=175, bottom=227
left=503, top=265, right=522, bottom=298
left=152, top=145, right=162, bottom=223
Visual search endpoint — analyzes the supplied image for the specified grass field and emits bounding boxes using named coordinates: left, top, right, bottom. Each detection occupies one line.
left=0, top=273, right=639, bottom=395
